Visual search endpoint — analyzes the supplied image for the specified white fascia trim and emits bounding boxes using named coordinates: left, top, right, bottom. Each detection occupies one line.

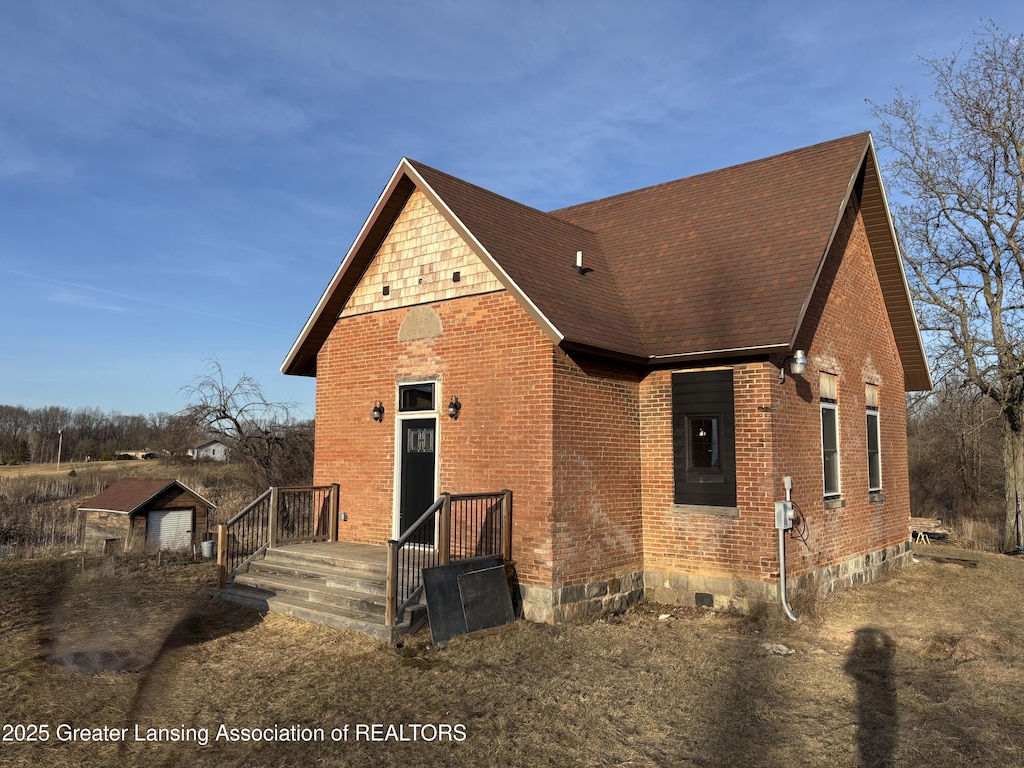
left=281, top=160, right=414, bottom=374
left=403, top=161, right=565, bottom=346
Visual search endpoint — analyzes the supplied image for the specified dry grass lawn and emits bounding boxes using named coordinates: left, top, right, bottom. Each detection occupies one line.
left=1, top=543, right=1023, bottom=768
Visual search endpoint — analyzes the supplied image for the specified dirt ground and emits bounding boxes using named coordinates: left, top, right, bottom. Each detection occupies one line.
left=1, top=543, right=1022, bottom=768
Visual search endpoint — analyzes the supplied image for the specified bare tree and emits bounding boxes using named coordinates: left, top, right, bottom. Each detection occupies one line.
left=180, top=360, right=313, bottom=489
left=871, top=22, right=1024, bottom=550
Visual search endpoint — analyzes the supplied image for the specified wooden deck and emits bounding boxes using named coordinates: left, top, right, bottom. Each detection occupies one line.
left=273, top=540, right=387, bottom=565
left=214, top=540, right=426, bottom=642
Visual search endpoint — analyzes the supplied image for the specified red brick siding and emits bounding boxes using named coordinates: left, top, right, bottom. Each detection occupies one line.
left=315, top=291, right=557, bottom=587
left=641, top=363, right=778, bottom=583
left=777, top=196, right=910, bottom=579
left=313, top=194, right=911, bottom=606
left=551, top=350, right=643, bottom=588
left=641, top=196, right=910, bottom=589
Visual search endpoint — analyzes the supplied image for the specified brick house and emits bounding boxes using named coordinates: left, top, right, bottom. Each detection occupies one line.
left=282, top=133, right=931, bottom=622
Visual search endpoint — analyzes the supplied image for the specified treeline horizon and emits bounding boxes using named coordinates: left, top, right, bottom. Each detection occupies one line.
left=0, top=403, right=208, bottom=465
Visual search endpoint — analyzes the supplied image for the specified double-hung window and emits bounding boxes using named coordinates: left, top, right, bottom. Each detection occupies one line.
left=866, top=384, right=881, bottom=492
left=820, top=373, right=840, bottom=497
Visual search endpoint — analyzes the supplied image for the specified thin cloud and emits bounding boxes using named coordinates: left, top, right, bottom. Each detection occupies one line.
left=4, top=268, right=286, bottom=331
left=50, top=288, right=126, bottom=313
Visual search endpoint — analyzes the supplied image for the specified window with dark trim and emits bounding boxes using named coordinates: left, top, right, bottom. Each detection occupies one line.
left=820, top=373, right=840, bottom=497
left=866, top=383, right=881, bottom=492
left=672, top=370, right=736, bottom=507
left=399, top=383, right=435, bottom=412
left=686, top=414, right=721, bottom=472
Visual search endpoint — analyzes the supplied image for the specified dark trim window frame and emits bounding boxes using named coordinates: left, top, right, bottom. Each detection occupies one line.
left=685, top=413, right=723, bottom=474
left=866, top=406, right=881, bottom=492
left=672, top=370, right=736, bottom=508
left=821, top=399, right=840, bottom=497
left=398, top=382, right=435, bottom=412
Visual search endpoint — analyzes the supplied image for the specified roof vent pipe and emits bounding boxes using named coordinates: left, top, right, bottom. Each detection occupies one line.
left=574, top=250, right=592, bottom=276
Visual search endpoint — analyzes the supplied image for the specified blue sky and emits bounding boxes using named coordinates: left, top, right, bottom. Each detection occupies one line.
left=1, top=1, right=1022, bottom=419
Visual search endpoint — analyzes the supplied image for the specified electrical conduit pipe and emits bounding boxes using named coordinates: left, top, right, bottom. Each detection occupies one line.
left=778, top=476, right=798, bottom=622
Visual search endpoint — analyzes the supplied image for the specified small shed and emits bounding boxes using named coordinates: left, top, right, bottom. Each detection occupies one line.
left=79, top=477, right=216, bottom=554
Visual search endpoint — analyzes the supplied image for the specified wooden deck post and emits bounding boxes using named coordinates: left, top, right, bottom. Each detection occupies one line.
left=268, top=486, right=279, bottom=549
left=216, top=524, right=227, bottom=589
left=385, top=540, right=398, bottom=627
left=440, top=492, right=452, bottom=566
left=328, top=483, right=340, bottom=543
left=501, top=489, right=513, bottom=562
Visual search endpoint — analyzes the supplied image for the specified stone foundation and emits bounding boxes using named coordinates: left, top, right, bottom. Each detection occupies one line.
left=517, top=540, right=913, bottom=623
left=794, top=539, right=913, bottom=596
left=516, top=572, right=645, bottom=623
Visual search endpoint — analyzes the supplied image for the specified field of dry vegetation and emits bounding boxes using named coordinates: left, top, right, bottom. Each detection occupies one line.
left=1, top=540, right=1022, bottom=768
left=0, top=459, right=262, bottom=556
left=2, top=461, right=1023, bottom=766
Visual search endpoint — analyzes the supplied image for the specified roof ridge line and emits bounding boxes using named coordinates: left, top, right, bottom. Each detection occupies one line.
left=404, top=158, right=601, bottom=240
left=551, top=131, right=873, bottom=215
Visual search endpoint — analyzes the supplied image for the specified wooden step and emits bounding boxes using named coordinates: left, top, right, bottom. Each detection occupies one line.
left=233, top=570, right=388, bottom=616
left=214, top=542, right=426, bottom=642
left=261, top=546, right=388, bottom=578
left=244, top=558, right=389, bottom=597
left=215, top=584, right=425, bottom=642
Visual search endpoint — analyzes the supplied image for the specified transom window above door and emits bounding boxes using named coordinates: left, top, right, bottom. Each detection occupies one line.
left=399, top=383, right=435, bottom=412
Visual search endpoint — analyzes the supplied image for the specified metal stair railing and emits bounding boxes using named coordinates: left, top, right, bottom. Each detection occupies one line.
left=385, top=489, right=511, bottom=627
left=216, top=484, right=339, bottom=588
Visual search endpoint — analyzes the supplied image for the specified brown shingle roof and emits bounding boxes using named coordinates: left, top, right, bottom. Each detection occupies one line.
left=407, top=161, right=643, bottom=357
left=282, top=133, right=931, bottom=389
left=550, top=134, right=870, bottom=359
left=78, top=478, right=213, bottom=515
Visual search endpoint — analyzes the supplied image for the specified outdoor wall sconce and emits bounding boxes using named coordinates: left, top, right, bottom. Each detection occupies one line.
left=447, top=395, right=462, bottom=420
left=372, top=401, right=385, bottom=422
left=778, top=349, right=808, bottom=385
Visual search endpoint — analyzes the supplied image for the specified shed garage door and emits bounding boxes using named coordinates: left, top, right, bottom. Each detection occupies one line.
left=146, top=509, right=193, bottom=550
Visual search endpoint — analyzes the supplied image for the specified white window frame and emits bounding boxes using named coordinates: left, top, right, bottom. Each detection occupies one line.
left=392, top=378, right=441, bottom=539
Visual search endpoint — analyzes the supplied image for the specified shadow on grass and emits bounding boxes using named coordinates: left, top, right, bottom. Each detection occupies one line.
left=844, top=627, right=897, bottom=768
left=123, top=588, right=263, bottom=714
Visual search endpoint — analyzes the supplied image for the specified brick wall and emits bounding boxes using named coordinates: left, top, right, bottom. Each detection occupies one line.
left=313, top=184, right=912, bottom=617
left=316, top=290, right=557, bottom=587
left=777, top=195, right=911, bottom=587
left=641, top=363, right=779, bottom=608
left=640, top=195, right=911, bottom=608
left=548, top=350, right=644, bottom=616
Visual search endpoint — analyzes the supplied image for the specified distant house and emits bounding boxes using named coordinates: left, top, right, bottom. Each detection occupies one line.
left=121, top=449, right=156, bottom=460
left=275, top=132, right=931, bottom=623
left=188, top=440, right=229, bottom=462
left=79, top=477, right=216, bottom=554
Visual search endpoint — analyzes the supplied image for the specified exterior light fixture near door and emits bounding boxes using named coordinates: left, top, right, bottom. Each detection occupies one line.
left=447, top=396, right=461, bottom=420
left=372, top=401, right=385, bottom=422
left=778, top=349, right=808, bottom=385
